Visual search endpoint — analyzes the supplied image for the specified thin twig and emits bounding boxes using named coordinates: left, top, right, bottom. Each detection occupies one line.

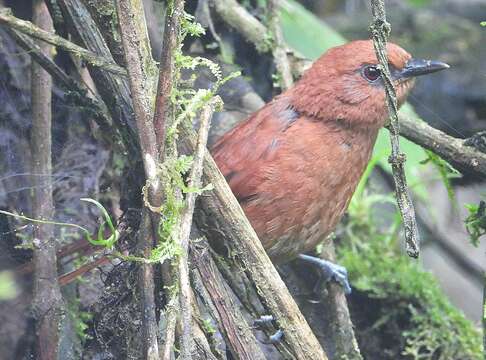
left=267, top=0, right=293, bottom=90
left=161, top=304, right=178, bottom=360
left=369, top=0, right=420, bottom=258
left=0, top=7, right=126, bottom=76
left=30, top=1, right=64, bottom=358
left=177, top=97, right=222, bottom=359
left=149, top=0, right=186, bottom=357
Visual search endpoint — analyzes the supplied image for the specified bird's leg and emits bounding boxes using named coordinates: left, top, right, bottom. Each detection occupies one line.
left=297, top=254, right=352, bottom=294
left=253, top=315, right=284, bottom=344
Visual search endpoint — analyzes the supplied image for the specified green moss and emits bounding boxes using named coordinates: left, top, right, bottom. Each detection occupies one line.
left=338, top=194, right=482, bottom=359
left=67, top=297, right=93, bottom=343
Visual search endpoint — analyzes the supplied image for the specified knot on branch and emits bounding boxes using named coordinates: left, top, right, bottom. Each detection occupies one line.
left=388, top=153, right=407, bottom=165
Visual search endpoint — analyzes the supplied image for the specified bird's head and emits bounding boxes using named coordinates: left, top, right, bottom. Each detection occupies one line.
left=289, top=40, right=449, bottom=129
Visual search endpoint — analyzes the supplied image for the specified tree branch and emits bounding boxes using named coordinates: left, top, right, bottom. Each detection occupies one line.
left=153, top=0, right=185, bottom=157
left=210, top=0, right=271, bottom=53
left=6, top=28, right=114, bottom=133
left=116, top=0, right=160, bottom=358
left=177, top=97, right=221, bottom=359
left=398, top=115, right=486, bottom=178
left=30, top=1, right=64, bottom=358
left=0, top=7, right=126, bottom=76
left=56, top=0, right=139, bottom=155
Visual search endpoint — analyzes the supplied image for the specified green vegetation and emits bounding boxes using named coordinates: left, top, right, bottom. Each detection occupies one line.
left=0, top=198, right=119, bottom=248
left=339, top=191, right=482, bottom=359
left=465, top=200, right=486, bottom=247
left=0, top=271, right=18, bottom=300
left=67, top=297, right=93, bottom=343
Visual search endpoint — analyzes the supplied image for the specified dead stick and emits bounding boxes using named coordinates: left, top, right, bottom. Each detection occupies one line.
left=370, top=0, right=420, bottom=258
left=177, top=98, right=222, bottom=358
left=6, top=28, right=114, bottom=133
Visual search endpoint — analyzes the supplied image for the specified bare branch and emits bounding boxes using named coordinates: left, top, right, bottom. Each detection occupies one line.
left=0, top=7, right=126, bottom=76
left=319, top=244, right=363, bottom=359
left=153, top=0, right=185, bottom=157
left=6, top=28, right=114, bottom=133
left=210, top=0, right=271, bottom=53
left=398, top=115, right=486, bottom=178
left=56, top=0, right=139, bottom=154
left=177, top=97, right=222, bottom=359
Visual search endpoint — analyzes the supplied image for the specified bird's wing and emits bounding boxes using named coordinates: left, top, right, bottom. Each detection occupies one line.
left=211, top=97, right=299, bottom=204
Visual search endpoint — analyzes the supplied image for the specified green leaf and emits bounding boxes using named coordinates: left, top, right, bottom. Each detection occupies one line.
left=80, top=198, right=119, bottom=248
left=406, top=0, right=432, bottom=8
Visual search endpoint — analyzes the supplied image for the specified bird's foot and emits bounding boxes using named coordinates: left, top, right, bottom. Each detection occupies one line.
left=253, top=315, right=284, bottom=344
left=297, top=254, right=351, bottom=294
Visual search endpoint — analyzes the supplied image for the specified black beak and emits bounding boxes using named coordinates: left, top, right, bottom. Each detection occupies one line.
left=400, top=58, right=450, bottom=78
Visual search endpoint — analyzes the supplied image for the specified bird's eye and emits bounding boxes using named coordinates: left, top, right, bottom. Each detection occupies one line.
left=362, top=65, right=381, bottom=82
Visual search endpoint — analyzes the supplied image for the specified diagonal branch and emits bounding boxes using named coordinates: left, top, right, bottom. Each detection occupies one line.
left=177, top=97, right=221, bottom=359
left=6, top=28, right=113, bottom=133
left=0, top=7, right=126, bottom=76
left=267, top=0, right=293, bottom=90
left=398, top=115, right=486, bottom=178
left=210, top=0, right=271, bottom=53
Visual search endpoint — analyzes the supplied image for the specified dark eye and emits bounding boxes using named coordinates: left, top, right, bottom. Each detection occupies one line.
left=363, top=65, right=381, bottom=82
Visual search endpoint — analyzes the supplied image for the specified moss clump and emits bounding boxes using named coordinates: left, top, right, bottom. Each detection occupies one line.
left=337, top=194, right=481, bottom=360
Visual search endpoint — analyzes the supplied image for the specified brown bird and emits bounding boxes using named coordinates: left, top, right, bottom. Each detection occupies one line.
left=211, top=40, right=448, bottom=289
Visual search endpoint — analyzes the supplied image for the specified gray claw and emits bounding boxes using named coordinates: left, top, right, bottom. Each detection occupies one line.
left=298, top=254, right=352, bottom=294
